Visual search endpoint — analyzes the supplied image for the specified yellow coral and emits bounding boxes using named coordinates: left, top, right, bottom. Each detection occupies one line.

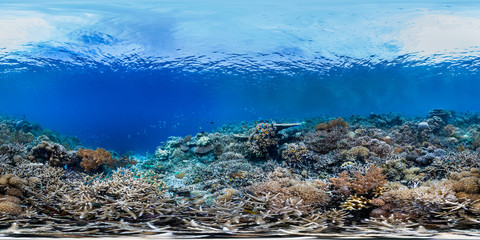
left=346, top=146, right=369, bottom=160
left=0, top=201, right=22, bottom=216
left=341, top=195, right=370, bottom=211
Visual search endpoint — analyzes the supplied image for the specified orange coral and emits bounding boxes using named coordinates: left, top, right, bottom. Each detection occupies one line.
left=329, top=171, right=352, bottom=196
left=315, top=117, right=348, bottom=131
left=330, top=166, right=387, bottom=197
left=352, top=166, right=387, bottom=195
left=78, top=148, right=114, bottom=172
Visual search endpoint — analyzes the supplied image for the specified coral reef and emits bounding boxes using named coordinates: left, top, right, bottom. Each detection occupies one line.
left=3, top=111, right=480, bottom=236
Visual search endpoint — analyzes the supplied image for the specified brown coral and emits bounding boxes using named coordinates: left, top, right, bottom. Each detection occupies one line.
left=346, top=146, right=370, bottom=160
left=315, top=117, right=349, bottom=131
left=380, top=180, right=457, bottom=219
left=78, top=147, right=114, bottom=172
left=5, top=187, right=22, bottom=197
left=281, top=143, right=308, bottom=164
left=30, top=141, right=79, bottom=167
left=0, top=174, right=26, bottom=216
left=329, top=171, right=352, bottom=196
left=352, top=166, right=387, bottom=195
left=305, top=128, right=347, bottom=154
left=251, top=168, right=330, bottom=214
left=330, top=166, right=387, bottom=197
left=0, top=200, right=22, bottom=215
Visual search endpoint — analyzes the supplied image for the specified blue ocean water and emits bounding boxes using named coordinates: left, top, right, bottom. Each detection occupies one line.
left=1, top=0, right=480, bottom=154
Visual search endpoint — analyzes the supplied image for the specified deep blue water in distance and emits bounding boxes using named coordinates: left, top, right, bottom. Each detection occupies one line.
left=2, top=0, right=480, bottom=154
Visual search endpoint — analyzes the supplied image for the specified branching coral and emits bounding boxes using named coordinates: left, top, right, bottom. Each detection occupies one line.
left=330, top=165, right=387, bottom=197
left=0, top=143, right=26, bottom=166
left=0, top=123, right=34, bottom=144
left=341, top=195, right=370, bottom=210
left=379, top=181, right=457, bottom=220
left=251, top=168, right=330, bottom=215
left=196, top=158, right=265, bottom=189
left=304, top=128, right=347, bottom=154
left=58, top=169, right=166, bottom=220
left=78, top=147, right=115, bottom=172
left=351, top=165, right=388, bottom=195
left=315, top=117, right=349, bottom=131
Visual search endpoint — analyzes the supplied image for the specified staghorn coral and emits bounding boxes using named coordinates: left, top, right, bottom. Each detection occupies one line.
left=251, top=168, right=330, bottom=215
left=424, top=151, right=480, bottom=180
left=59, top=169, right=166, bottom=220
left=218, top=151, right=244, bottom=161
left=380, top=180, right=457, bottom=220
left=216, top=188, right=241, bottom=202
left=196, top=158, right=265, bottom=189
